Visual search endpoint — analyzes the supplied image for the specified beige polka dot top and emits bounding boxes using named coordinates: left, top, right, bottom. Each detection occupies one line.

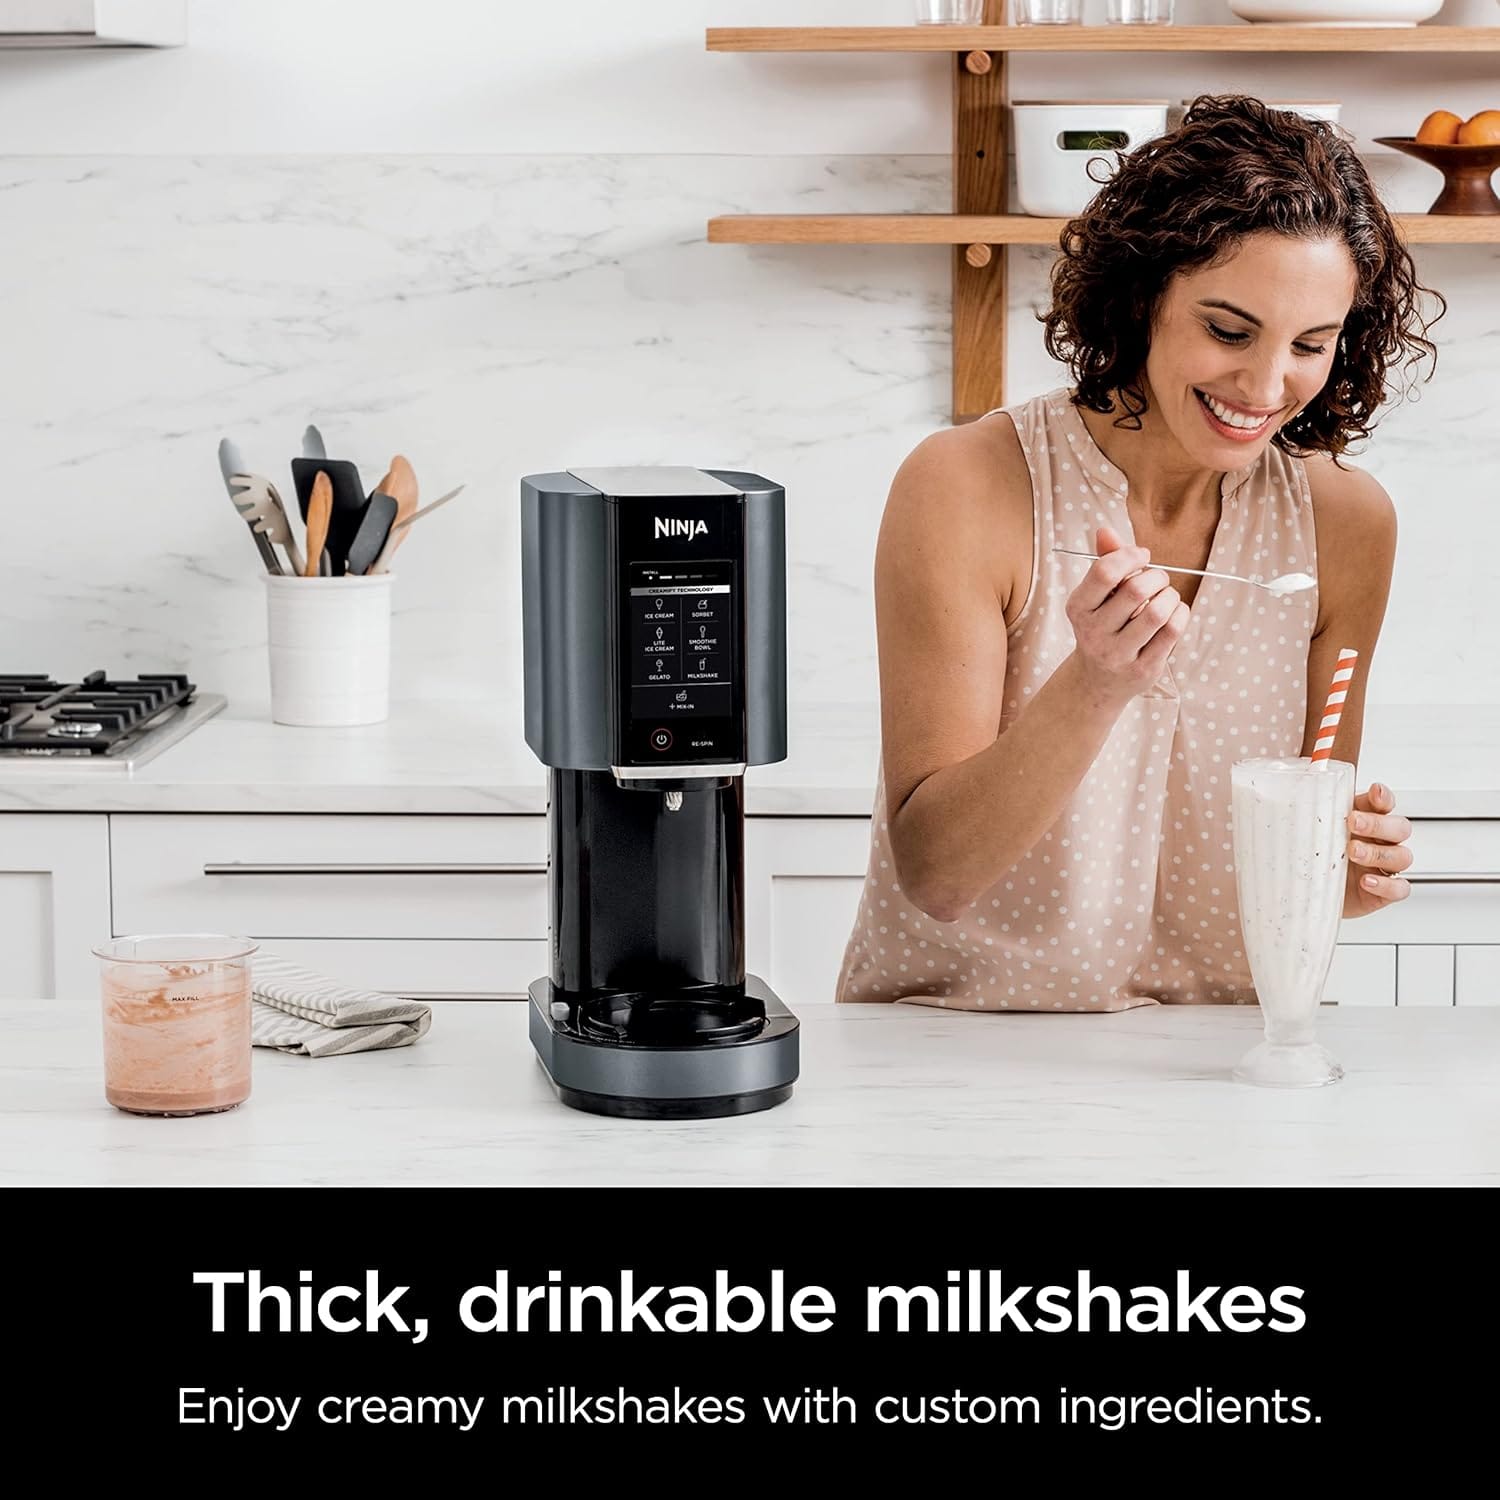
left=834, top=387, right=1317, bottom=1012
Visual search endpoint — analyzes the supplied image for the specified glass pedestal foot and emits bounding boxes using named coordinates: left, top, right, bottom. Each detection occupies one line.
left=1233, top=1039, right=1344, bottom=1089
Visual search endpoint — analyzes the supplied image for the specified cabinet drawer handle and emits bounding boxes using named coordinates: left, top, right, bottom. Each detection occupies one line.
left=202, top=862, right=547, bottom=877
left=394, top=992, right=530, bottom=1001
left=1402, top=872, right=1500, bottom=885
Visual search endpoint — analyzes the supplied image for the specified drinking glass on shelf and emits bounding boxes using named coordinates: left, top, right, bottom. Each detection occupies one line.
left=915, top=0, right=984, bottom=21
left=1012, top=0, right=1084, bottom=23
left=1106, top=0, right=1174, bottom=21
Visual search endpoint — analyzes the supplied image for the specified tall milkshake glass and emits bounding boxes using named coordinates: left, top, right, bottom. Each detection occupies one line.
left=1230, top=756, right=1353, bottom=1087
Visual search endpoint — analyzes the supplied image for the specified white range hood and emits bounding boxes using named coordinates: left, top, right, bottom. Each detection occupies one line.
left=0, top=1, right=185, bottom=47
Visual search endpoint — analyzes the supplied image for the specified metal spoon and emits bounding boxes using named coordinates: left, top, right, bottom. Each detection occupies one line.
left=1051, top=547, right=1315, bottom=598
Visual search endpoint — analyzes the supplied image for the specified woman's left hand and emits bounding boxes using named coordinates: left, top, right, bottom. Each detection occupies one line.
left=1344, top=781, right=1413, bottom=919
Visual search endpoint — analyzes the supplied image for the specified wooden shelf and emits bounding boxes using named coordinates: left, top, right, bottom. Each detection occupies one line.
left=710, top=213, right=1500, bottom=246
left=707, top=7, right=1500, bottom=420
left=707, top=25, right=1500, bottom=55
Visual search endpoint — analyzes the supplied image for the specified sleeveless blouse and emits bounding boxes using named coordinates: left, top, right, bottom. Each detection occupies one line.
left=834, top=387, right=1318, bottom=1011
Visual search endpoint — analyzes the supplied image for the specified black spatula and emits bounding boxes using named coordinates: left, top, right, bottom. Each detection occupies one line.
left=343, top=492, right=399, bottom=577
left=292, top=458, right=366, bottom=576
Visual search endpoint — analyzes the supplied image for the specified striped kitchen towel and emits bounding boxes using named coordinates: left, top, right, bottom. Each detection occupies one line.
left=251, top=953, right=432, bottom=1057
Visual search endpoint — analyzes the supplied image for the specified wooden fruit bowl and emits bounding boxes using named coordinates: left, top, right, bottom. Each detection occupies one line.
left=1374, top=137, right=1500, bottom=216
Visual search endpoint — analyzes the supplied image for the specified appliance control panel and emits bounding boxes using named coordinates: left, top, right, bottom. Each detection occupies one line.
left=611, top=497, right=745, bottom=767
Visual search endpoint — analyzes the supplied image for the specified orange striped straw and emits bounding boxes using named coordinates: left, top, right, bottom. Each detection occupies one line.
left=1311, top=647, right=1359, bottom=764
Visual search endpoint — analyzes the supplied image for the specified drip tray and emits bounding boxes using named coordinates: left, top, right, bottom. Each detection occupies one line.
left=528, top=975, right=799, bottom=1120
left=578, top=989, right=766, bottom=1047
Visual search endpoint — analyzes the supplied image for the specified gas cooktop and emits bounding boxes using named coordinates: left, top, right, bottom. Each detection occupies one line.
left=0, top=672, right=225, bottom=773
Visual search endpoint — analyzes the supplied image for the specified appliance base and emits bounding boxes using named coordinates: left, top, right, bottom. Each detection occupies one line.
left=550, top=1081, right=794, bottom=1121
left=528, top=974, right=799, bottom=1120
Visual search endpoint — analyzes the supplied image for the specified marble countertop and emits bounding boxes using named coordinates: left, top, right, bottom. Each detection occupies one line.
left=0, top=699, right=1495, bottom=818
left=5, top=1001, right=1495, bottom=1186
left=0, top=699, right=881, bottom=816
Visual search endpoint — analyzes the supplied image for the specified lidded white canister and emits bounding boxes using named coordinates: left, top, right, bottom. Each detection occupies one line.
left=1011, top=100, right=1170, bottom=217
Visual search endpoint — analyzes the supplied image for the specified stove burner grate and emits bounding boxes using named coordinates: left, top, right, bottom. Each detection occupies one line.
left=0, top=672, right=199, bottom=757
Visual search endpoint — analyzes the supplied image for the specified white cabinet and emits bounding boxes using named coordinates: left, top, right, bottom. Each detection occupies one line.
left=109, top=814, right=549, bottom=1000
left=1396, top=945, right=1455, bottom=1007
left=1352, top=822, right=1500, bottom=949
left=0, top=2, right=188, bottom=48
left=260, top=939, right=545, bottom=1000
left=1325, top=945, right=1396, bottom=1007
left=0, top=813, right=110, bottom=1000
left=741, top=816, right=1499, bottom=1010
left=111, top=815, right=546, bottom=937
left=745, top=819, right=870, bottom=1006
left=3, top=803, right=1494, bottom=1008
left=1327, top=821, right=1500, bottom=1006
left=1455, top=947, right=1500, bottom=1007
left=1354, top=883, right=1499, bottom=946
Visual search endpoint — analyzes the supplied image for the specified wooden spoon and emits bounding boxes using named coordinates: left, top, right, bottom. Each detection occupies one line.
left=368, top=455, right=419, bottom=572
left=375, top=455, right=418, bottom=517
left=303, top=470, right=333, bottom=578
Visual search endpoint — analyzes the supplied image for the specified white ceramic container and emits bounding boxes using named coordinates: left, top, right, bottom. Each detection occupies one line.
left=1012, top=100, right=1170, bottom=217
left=264, top=574, right=393, bottom=727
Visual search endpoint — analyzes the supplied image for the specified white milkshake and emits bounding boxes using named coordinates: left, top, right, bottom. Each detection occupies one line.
left=1230, top=756, right=1353, bottom=1087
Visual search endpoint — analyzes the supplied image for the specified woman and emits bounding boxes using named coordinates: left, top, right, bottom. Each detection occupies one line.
left=835, top=95, right=1436, bottom=1012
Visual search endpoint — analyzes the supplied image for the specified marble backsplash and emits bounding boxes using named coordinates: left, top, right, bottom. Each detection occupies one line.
left=1, top=153, right=1495, bottom=717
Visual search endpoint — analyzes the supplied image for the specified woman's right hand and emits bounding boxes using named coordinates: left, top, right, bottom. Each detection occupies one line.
left=1064, top=524, right=1191, bottom=706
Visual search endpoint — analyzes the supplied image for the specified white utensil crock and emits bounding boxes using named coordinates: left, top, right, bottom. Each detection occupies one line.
left=264, top=574, right=392, bottom=727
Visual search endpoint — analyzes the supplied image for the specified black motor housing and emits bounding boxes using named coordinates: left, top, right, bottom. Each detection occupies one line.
left=519, top=466, right=798, bottom=1119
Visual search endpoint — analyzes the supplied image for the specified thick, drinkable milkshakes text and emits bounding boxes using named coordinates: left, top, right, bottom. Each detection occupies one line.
left=192, top=1268, right=1306, bottom=1336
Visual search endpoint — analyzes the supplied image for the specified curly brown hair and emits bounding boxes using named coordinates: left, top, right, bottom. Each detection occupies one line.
left=1041, top=94, right=1443, bottom=458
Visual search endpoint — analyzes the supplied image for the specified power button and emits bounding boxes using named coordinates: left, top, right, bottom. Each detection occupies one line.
left=650, top=728, right=673, bottom=752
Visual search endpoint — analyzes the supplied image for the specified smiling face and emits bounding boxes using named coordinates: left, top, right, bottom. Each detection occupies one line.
left=1142, top=232, right=1359, bottom=466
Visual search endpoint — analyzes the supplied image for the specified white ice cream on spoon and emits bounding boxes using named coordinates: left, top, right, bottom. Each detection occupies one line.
left=1261, top=571, right=1316, bottom=597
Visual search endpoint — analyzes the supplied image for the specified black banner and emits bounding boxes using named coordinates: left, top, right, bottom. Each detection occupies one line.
left=14, top=1188, right=1491, bottom=1464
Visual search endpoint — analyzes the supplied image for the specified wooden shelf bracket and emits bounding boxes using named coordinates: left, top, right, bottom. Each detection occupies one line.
left=953, top=1, right=1008, bottom=423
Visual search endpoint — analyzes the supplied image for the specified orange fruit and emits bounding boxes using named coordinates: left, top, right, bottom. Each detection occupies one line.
left=1457, top=110, right=1500, bottom=146
left=1415, top=110, right=1463, bottom=145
